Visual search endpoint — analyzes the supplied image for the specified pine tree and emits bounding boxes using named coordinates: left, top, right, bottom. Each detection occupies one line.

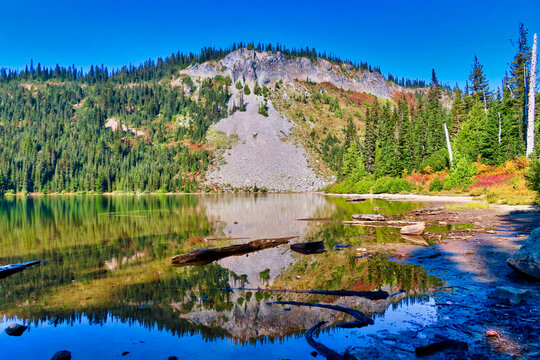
left=450, top=87, right=465, bottom=134
left=507, top=23, right=531, bottom=150
left=478, top=103, right=502, bottom=164
left=468, top=56, right=490, bottom=106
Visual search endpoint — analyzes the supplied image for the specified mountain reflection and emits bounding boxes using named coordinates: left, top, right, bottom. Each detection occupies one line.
left=0, top=194, right=441, bottom=344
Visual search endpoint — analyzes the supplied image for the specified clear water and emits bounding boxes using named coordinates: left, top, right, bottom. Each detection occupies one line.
left=0, top=194, right=441, bottom=359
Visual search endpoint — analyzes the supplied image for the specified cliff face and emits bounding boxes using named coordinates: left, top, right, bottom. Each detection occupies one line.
left=180, top=48, right=400, bottom=99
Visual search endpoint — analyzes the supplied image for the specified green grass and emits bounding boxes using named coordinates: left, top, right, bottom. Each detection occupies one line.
left=445, top=202, right=490, bottom=210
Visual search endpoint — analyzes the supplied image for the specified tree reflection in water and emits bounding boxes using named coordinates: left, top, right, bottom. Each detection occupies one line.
left=0, top=194, right=441, bottom=350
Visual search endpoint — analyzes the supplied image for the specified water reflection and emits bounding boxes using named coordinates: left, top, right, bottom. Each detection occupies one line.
left=0, top=194, right=441, bottom=359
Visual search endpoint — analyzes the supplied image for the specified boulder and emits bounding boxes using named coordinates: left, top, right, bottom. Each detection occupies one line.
left=5, top=324, right=28, bottom=336
left=352, top=214, right=385, bottom=221
left=400, top=222, right=425, bottom=236
left=507, top=227, right=540, bottom=280
left=51, top=351, right=71, bottom=360
left=493, top=286, right=530, bottom=305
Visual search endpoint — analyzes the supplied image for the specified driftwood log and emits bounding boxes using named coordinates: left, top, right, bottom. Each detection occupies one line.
left=306, top=321, right=356, bottom=360
left=171, top=236, right=297, bottom=266
left=225, top=287, right=389, bottom=300
left=407, top=207, right=444, bottom=216
left=0, top=260, right=42, bottom=280
left=270, top=301, right=374, bottom=327
left=352, top=214, right=385, bottom=221
left=343, top=220, right=420, bottom=228
left=290, top=240, right=325, bottom=254
left=346, top=198, right=367, bottom=203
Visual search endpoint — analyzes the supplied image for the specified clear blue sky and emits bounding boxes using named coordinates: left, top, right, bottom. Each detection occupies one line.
left=1, top=0, right=539, bottom=88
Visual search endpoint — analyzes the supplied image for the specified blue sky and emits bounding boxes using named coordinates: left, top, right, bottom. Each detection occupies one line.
left=1, top=0, right=539, bottom=88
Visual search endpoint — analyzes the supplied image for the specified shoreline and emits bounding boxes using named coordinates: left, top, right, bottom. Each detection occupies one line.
left=364, top=202, right=540, bottom=359
left=2, top=191, right=538, bottom=208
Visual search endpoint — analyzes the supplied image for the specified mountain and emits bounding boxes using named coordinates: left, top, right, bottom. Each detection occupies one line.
left=179, top=48, right=400, bottom=99
left=174, top=48, right=428, bottom=191
left=0, top=46, right=423, bottom=194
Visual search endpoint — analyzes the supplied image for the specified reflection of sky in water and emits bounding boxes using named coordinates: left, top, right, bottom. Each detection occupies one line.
left=0, top=194, right=439, bottom=359
left=0, top=297, right=437, bottom=360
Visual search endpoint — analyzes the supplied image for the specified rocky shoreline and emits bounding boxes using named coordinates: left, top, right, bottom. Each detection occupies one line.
left=349, top=203, right=540, bottom=359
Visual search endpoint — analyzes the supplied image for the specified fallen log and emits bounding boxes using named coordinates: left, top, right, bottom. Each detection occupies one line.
left=352, top=214, right=385, bottom=221
left=270, top=301, right=374, bottom=326
left=407, top=207, right=444, bottom=216
left=290, top=240, right=325, bottom=254
left=0, top=260, right=42, bottom=280
left=346, top=198, right=367, bottom=203
left=171, top=236, right=296, bottom=266
left=306, top=321, right=356, bottom=360
left=224, top=287, right=389, bottom=300
left=343, top=220, right=420, bottom=228
left=415, top=339, right=468, bottom=356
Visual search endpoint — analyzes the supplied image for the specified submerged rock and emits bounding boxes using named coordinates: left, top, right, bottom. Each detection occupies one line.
left=493, top=286, right=530, bottom=305
left=507, top=227, right=540, bottom=280
left=51, top=350, right=71, bottom=360
left=400, top=222, right=425, bottom=236
left=5, top=323, right=28, bottom=336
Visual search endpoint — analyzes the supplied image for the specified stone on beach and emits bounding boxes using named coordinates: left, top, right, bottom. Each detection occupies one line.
left=400, top=222, right=425, bottom=236
left=507, top=227, right=540, bottom=280
left=493, top=286, right=530, bottom=305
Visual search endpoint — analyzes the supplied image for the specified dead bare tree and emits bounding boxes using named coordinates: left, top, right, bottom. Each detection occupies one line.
left=526, top=33, right=537, bottom=157
left=444, top=123, right=454, bottom=166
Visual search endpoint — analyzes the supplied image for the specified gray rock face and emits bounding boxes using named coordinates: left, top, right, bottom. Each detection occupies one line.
left=400, top=222, right=425, bottom=236
left=180, top=49, right=400, bottom=99
left=508, top=227, right=540, bottom=280
left=205, top=92, right=332, bottom=192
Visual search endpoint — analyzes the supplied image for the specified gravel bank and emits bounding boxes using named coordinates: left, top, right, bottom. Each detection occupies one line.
left=206, top=91, right=332, bottom=192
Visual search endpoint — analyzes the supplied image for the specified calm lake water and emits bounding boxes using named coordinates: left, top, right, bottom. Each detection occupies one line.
left=0, top=194, right=442, bottom=359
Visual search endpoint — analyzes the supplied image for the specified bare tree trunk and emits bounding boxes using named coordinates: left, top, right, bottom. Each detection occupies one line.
left=498, top=112, right=502, bottom=144
left=483, top=92, right=488, bottom=114
left=444, top=123, right=454, bottom=166
left=527, top=33, right=537, bottom=157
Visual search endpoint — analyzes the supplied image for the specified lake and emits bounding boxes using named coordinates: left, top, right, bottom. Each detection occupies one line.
left=0, top=194, right=442, bottom=359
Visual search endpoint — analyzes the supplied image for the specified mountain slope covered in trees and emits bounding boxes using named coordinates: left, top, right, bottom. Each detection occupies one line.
left=0, top=28, right=538, bottom=199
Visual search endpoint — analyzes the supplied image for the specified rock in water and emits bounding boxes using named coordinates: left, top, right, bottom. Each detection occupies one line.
left=400, top=222, right=425, bottom=236
left=352, top=214, right=385, bottom=221
left=51, top=351, right=71, bottom=360
left=493, top=286, right=530, bottom=305
left=5, top=323, right=28, bottom=336
left=507, top=227, right=540, bottom=280
left=401, top=235, right=429, bottom=247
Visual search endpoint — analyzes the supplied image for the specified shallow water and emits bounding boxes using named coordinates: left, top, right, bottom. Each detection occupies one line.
left=0, top=194, right=441, bottom=359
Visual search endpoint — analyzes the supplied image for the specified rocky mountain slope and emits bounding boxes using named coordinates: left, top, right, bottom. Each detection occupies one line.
left=205, top=89, right=332, bottom=192
left=177, top=49, right=413, bottom=191
left=179, top=48, right=400, bottom=99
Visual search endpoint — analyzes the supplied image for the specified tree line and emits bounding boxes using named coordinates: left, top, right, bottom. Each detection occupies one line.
left=339, top=23, right=539, bottom=191
left=0, top=76, right=230, bottom=194
left=0, top=43, right=424, bottom=89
